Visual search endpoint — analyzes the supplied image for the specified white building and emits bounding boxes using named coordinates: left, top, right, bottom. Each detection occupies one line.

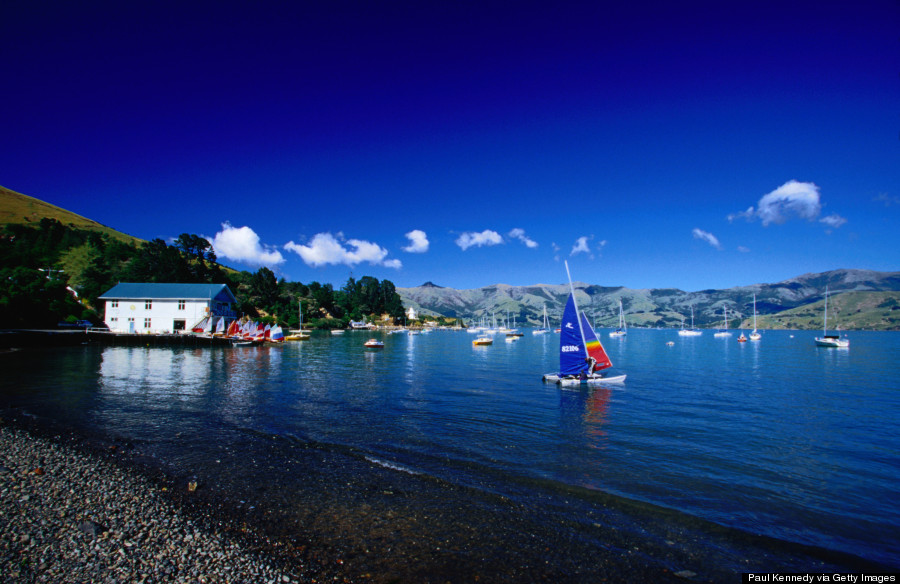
left=406, top=306, right=417, bottom=322
left=99, top=283, right=237, bottom=334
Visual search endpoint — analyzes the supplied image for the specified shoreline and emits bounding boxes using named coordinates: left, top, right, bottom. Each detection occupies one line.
left=2, top=411, right=894, bottom=583
left=0, top=418, right=314, bottom=584
left=0, top=412, right=696, bottom=583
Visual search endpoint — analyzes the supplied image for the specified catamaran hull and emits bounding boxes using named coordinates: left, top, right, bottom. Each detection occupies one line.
left=815, top=336, right=849, bottom=348
left=542, top=373, right=627, bottom=386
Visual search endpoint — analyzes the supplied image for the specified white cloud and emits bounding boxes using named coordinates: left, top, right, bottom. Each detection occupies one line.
left=729, top=180, right=827, bottom=226
left=284, top=232, right=400, bottom=269
left=737, top=246, right=750, bottom=253
left=456, top=230, right=503, bottom=250
left=692, top=228, right=722, bottom=249
left=551, top=242, right=561, bottom=262
left=571, top=236, right=592, bottom=256
left=508, top=228, right=538, bottom=248
left=874, top=193, right=900, bottom=207
left=820, top=213, right=847, bottom=228
left=209, top=222, right=285, bottom=266
left=727, top=206, right=756, bottom=222
left=402, top=229, right=429, bottom=253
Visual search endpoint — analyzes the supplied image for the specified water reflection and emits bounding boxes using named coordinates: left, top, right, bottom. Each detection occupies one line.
left=98, top=347, right=209, bottom=400
left=558, top=386, right=612, bottom=448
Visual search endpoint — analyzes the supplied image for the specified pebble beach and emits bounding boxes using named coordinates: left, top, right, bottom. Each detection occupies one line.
left=0, top=423, right=304, bottom=584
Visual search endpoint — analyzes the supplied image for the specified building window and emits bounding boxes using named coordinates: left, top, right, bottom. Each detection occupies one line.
left=144, top=318, right=151, bottom=328
left=111, top=301, right=118, bottom=308
left=145, top=300, right=152, bottom=310
left=178, top=300, right=185, bottom=310
left=110, top=317, right=118, bottom=324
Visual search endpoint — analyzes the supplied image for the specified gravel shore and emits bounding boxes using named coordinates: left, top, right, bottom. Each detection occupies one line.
left=0, top=423, right=308, bottom=584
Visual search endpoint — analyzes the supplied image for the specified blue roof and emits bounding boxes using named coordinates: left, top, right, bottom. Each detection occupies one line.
left=99, top=283, right=236, bottom=303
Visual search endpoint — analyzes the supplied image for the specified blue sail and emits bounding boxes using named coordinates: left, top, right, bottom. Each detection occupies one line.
left=559, top=293, right=588, bottom=376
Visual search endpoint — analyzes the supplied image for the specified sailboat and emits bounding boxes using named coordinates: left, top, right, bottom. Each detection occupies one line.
left=609, top=300, right=627, bottom=337
left=542, top=262, right=626, bottom=386
left=285, top=301, right=311, bottom=341
left=814, top=286, right=849, bottom=348
left=533, top=304, right=550, bottom=334
left=268, top=325, right=285, bottom=342
left=714, top=306, right=732, bottom=337
left=678, top=306, right=703, bottom=336
left=749, top=293, right=761, bottom=341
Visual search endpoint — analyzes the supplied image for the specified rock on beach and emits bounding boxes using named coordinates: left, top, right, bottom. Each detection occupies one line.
left=0, top=424, right=303, bottom=583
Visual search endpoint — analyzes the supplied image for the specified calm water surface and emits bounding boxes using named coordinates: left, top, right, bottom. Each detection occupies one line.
left=3, top=328, right=899, bottom=577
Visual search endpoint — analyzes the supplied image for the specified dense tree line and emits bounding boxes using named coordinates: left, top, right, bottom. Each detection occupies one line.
left=0, top=219, right=406, bottom=329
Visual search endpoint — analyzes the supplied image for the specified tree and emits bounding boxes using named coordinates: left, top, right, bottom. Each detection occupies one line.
left=173, top=233, right=218, bottom=281
left=59, top=242, right=100, bottom=291
left=382, top=280, right=405, bottom=320
left=0, top=266, right=83, bottom=327
left=249, top=267, right=280, bottom=309
left=123, top=239, right=191, bottom=283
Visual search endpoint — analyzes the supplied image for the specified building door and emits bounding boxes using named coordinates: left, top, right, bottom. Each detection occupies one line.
left=173, top=319, right=186, bottom=332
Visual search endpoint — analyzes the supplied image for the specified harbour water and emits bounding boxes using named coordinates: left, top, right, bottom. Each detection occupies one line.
left=2, top=328, right=898, bottom=580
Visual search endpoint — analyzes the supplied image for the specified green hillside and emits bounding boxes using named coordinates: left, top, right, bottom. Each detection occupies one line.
left=0, top=185, right=143, bottom=246
left=749, top=291, right=900, bottom=331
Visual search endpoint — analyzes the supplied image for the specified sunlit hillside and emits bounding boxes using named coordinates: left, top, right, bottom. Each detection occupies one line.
left=0, top=185, right=144, bottom=246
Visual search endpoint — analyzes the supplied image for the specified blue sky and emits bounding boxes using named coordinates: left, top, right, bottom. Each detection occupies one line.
left=2, top=1, right=898, bottom=291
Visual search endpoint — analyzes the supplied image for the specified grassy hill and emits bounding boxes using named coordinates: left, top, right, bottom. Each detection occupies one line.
left=750, top=291, right=900, bottom=331
left=0, top=185, right=144, bottom=246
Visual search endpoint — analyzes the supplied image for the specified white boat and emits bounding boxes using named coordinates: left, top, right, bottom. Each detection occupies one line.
left=363, top=338, right=384, bottom=348
left=714, top=306, right=732, bottom=337
left=543, top=262, right=626, bottom=386
left=533, top=304, right=550, bottom=335
left=330, top=329, right=345, bottom=335
left=609, top=300, right=627, bottom=337
left=472, top=336, right=493, bottom=346
left=285, top=301, right=311, bottom=340
left=814, top=286, right=849, bottom=348
left=678, top=306, right=703, bottom=336
left=749, top=294, right=761, bottom=341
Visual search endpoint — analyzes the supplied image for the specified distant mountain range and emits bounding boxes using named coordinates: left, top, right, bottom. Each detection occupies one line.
left=398, top=271, right=900, bottom=331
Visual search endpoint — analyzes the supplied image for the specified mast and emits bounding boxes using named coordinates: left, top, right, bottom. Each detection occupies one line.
left=565, top=261, right=589, bottom=349
left=753, top=294, right=757, bottom=331
left=823, top=286, right=828, bottom=335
